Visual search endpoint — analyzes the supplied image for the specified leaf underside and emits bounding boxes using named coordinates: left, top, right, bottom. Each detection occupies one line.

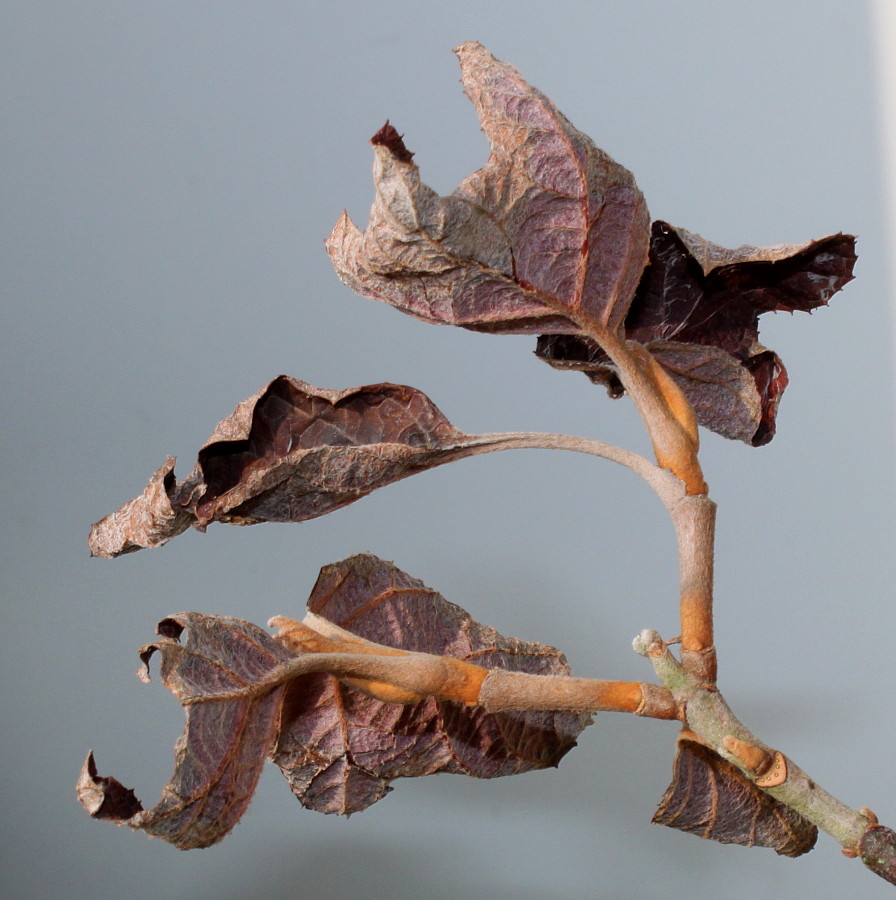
left=78, top=613, right=294, bottom=849
left=653, top=737, right=817, bottom=857
left=326, top=41, right=650, bottom=336
left=273, top=554, right=591, bottom=815
left=88, top=376, right=504, bottom=558
left=78, top=554, right=591, bottom=847
left=328, top=42, right=855, bottom=447
left=537, top=221, right=856, bottom=445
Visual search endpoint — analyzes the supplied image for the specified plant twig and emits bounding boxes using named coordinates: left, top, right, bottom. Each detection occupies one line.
left=457, top=431, right=683, bottom=505
left=477, top=668, right=678, bottom=719
left=633, top=628, right=895, bottom=883
left=584, top=323, right=707, bottom=495
left=459, top=431, right=718, bottom=683
left=177, top=617, right=679, bottom=721
left=668, top=495, right=717, bottom=683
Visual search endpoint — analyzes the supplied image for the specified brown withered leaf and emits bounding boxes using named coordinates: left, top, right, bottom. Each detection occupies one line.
left=87, top=458, right=194, bottom=557
left=326, top=41, right=650, bottom=335
left=653, top=736, right=817, bottom=857
left=272, top=554, right=591, bottom=815
left=78, top=614, right=295, bottom=849
left=77, top=752, right=143, bottom=821
left=538, top=221, right=856, bottom=445
left=89, top=376, right=511, bottom=558
left=79, top=555, right=590, bottom=846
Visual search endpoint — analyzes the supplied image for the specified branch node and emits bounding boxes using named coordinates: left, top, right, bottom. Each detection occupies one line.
left=722, top=734, right=773, bottom=775
left=680, top=646, right=717, bottom=687
left=859, top=808, right=880, bottom=826
left=753, top=751, right=788, bottom=788
left=635, top=682, right=680, bottom=720
left=632, top=629, right=664, bottom=657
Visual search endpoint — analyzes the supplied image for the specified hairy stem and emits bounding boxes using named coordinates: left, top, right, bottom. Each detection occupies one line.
left=633, top=629, right=891, bottom=881
left=585, top=324, right=706, bottom=495
left=477, top=668, right=678, bottom=719
left=458, top=431, right=683, bottom=506
left=553, top=323, right=717, bottom=681
left=669, top=494, right=717, bottom=683
left=183, top=631, right=678, bottom=721
left=457, top=431, right=717, bottom=683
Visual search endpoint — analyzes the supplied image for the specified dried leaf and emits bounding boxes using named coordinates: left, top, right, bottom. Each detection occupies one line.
left=653, top=736, right=817, bottom=857
left=538, top=220, right=856, bottom=445
left=89, top=376, right=511, bottom=558
left=327, top=43, right=854, bottom=446
left=272, top=554, right=591, bottom=815
left=79, top=555, right=590, bottom=845
left=77, top=614, right=294, bottom=849
left=537, top=336, right=766, bottom=444
left=326, top=42, right=650, bottom=335
left=77, top=752, right=143, bottom=821
left=86, top=458, right=193, bottom=556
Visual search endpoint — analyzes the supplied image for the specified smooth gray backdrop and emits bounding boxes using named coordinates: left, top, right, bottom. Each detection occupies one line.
left=3, top=2, right=894, bottom=898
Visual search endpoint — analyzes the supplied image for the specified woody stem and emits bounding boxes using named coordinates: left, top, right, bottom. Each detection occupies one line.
left=633, top=628, right=890, bottom=876
left=183, top=648, right=678, bottom=720
left=669, top=493, right=717, bottom=683
left=588, top=325, right=706, bottom=494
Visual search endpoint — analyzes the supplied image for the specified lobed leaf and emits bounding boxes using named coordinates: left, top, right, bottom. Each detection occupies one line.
left=89, top=376, right=508, bottom=558
left=538, top=221, right=856, bottom=445
left=326, top=42, right=650, bottom=335
left=653, top=736, right=817, bottom=857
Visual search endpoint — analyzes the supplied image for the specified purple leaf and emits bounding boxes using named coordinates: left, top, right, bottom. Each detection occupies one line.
left=89, top=376, right=516, bottom=558
left=273, top=554, right=592, bottom=816
left=653, top=736, right=817, bottom=857
left=77, top=614, right=294, bottom=849
left=326, top=42, right=650, bottom=335
left=538, top=221, right=856, bottom=445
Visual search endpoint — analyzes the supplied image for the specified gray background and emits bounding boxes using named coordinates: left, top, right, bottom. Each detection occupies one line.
left=3, top=2, right=895, bottom=898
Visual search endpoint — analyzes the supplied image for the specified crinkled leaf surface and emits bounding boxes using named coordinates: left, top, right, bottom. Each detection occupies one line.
left=78, top=614, right=294, bottom=849
left=272, top=554, right=591, bottom=815
left=89, top=376, right=511, bottom=558
left=538, top=220, right=856, bottom=445
left=79, top=555, right=590, bottom=846
left=653, top=736, right=817, bottom=857
left=326, top=41, right=650, bottom=335
left=326, top=42, right=855, bottom=446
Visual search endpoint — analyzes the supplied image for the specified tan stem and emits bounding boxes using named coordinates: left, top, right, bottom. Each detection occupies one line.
left=634, top=630, right=880, bottom=853
left=188, top=619, right=677, bottom=721
left=669, top=494, right=717, bottom=683
left=270, top=615, right=487, bottom=704
left=477, top=669, right=678, bottom=719
left=588, top=326, right=706, bottom=495
left=457, top=431, right=682, bottom=506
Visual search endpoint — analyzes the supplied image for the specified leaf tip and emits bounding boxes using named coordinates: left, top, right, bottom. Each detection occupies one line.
left=77, top=751, right=144, bottom=822
left=136, top=643, right=158, bottom=683
left=325, top=210, right=361, bottom=261
left=370, top=120, right=414, bottom=164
